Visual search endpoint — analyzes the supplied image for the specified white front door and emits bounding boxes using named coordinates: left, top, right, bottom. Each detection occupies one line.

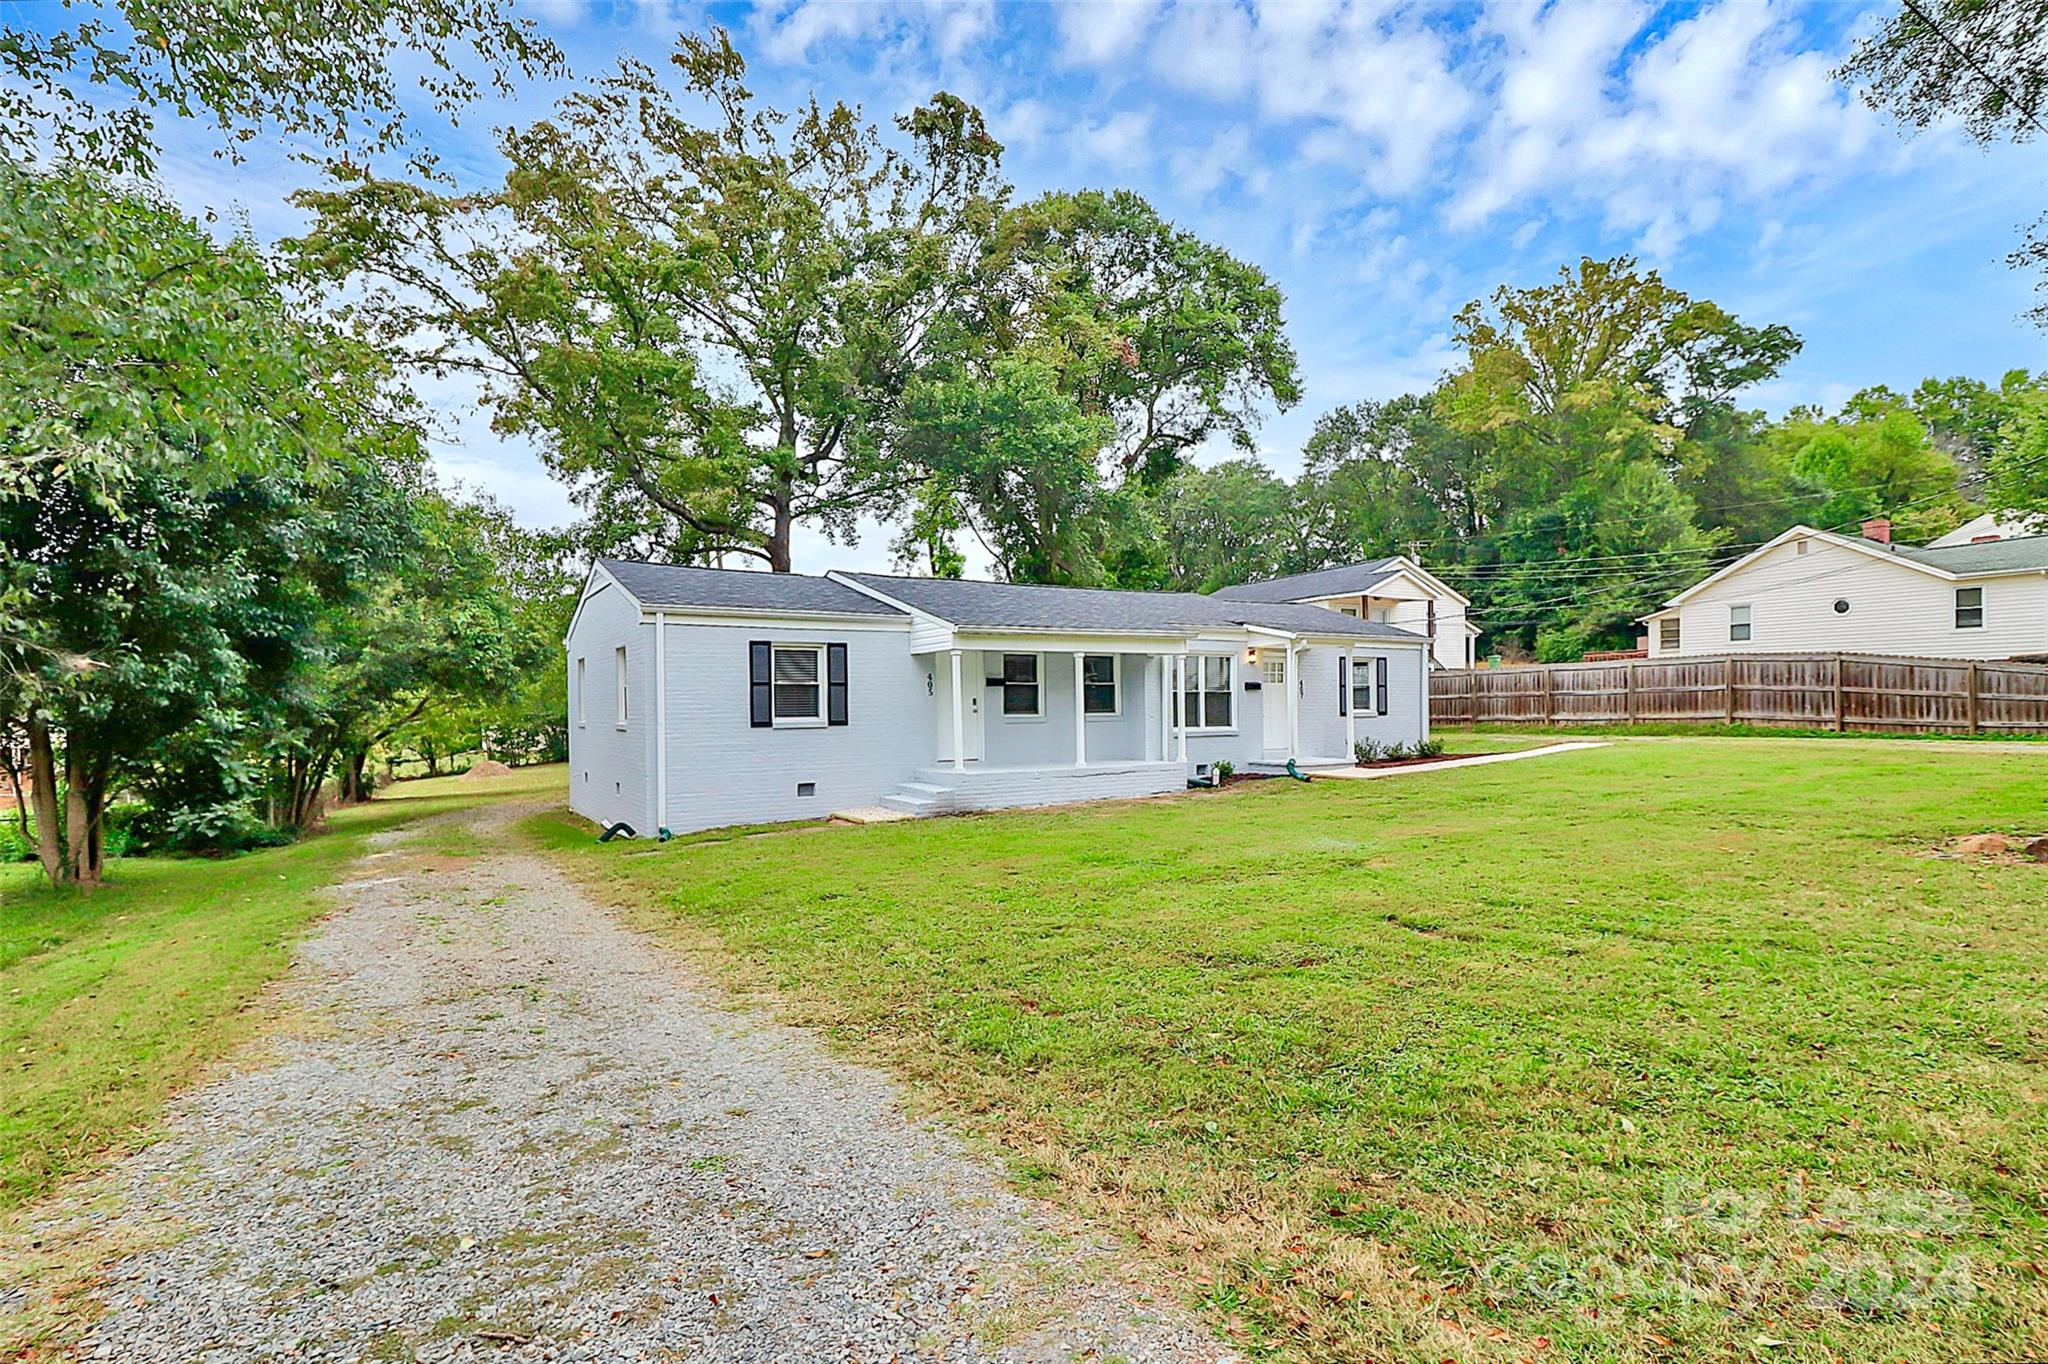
left=1261, top=653, right=1290, bottom=754
left=935, top=650, right=986, bottom=763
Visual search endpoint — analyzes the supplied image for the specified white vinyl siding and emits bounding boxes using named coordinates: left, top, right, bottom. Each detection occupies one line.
left=1658, top=536, right=2048, bottom=660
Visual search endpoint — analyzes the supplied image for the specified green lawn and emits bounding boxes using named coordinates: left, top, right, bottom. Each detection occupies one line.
left=0, top=765, right=563, bottom=1212
left=535, top=740, right=2048, bottom=1363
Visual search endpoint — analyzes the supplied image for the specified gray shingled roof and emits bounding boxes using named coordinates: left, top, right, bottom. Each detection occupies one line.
left=1211, top=558, right=1405, bottom=602
left=837, top=572, right=1421, bottom=640
left=598, top=560, right=904, bottom=616
left=1893, top=535, right=2048, bottom=576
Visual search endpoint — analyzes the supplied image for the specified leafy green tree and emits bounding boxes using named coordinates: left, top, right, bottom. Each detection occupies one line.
left=1771, top=392, right=1967, bottom=539
left=0, top=165, right=393, bottom=887
left=294, top=30, right=1005, bottom=574
left=1842, top=1, right=2048, bottom=322
left=894, top=354, right=1118, bottom=583
left=1149, top=459, right=1301, bottom=592
left=974, top=190, right=1301, bottom=488
left=0, top=0, right=559, bottom=175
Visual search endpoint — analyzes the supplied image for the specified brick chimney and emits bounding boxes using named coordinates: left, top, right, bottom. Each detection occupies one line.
left=1860, top=517, right=1892, bottom=545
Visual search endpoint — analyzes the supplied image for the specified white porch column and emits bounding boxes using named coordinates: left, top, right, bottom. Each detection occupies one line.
left=1174, top=651, right=1189, bottom=764
left=1285, top=641, right=1300, bottom=761
left=1344, top=652, right=1356, bottom=759
left=1157, top=654, right=1171, bottom=760
left=653, top=612, right=668, bottom=834
left=949, top=648, right=965, bottom=773
left=1072, top=652, right=1087, bottom=766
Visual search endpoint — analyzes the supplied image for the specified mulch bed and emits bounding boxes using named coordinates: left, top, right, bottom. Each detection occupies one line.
left=1354, top=754, right=1462, bottom=770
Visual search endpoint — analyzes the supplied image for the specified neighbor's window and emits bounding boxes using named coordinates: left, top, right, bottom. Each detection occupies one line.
left=1082, top=654, right=1119, bottom=715
left=1001, top=653, right=1042, bottom=716
left=1728, top=604, right=1752, bottom=642
left=1956, top=587, right=1985, bottom=629
left=772, top=644, right=824, bottom=722
left=1350, top=657, right=1373, bottom=713
left=576, top=656, right=587, bottom=725
left=1658, top=618, right=1679, bottom=652
left=1181, top=655, right=1234, bottom=730
left=614, top=646, right=629, bottom=725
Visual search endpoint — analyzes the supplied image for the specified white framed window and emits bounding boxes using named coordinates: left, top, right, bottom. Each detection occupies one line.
left=1658, top=618, right=1679, bottom=652
left=771, top=644, right=826, bottom=726
left=1728, top=604, right=1752, bottom=643
left=1000, top=652, right=1043, bottom=716
left=1180, top=654, right=1235, bottom=731
left=575, top=656, right=587, bottom=726
left=614, top=646, right=629, bottom=726
left=1350, top=656, right=1373, bottom=713
left=1337, top=604, right=1360, bottom=618
left=1955, top=587, right=1984, bottom=629
left=1082, top=654, right=1120, bottom=715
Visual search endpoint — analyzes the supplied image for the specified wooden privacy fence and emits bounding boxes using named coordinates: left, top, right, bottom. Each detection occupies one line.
left=1431, top=652, right=2048, bottom=735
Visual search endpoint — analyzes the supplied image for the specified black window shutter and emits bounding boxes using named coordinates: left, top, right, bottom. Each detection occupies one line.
left=749, top=641, right=772, bottom=727
left=1375, top=656, right=1389, bottom=716
left=1337, top=657, right=1348, bottom=716
left=826, top=643, right=849, bottom=726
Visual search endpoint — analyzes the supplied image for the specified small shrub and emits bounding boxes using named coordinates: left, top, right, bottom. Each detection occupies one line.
left=1415, top=737, right=1446, bottom=759
left=0, top=816, right=34, bottom=863
left=1353, top=739, right=1384, bottom=764
left=1384, top=742, right=1411, bottom=761
left=1214, top=760, right=1236, bottom=781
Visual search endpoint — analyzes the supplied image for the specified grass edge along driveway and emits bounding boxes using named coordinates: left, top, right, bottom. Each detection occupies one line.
left=0, top=766, right=563, bottom=1214
left=532, top=739, right=2048, bottom=1364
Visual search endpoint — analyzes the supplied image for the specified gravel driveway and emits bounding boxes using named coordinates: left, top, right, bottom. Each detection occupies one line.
left=60, top=801, right=1227, bottom=1363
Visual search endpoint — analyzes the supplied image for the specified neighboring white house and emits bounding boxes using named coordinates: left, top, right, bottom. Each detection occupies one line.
left=1212, top=557, right=1479, bottom=670
left=566, top=560, right=1432, bottom=837
left=1642, top=519, right=2048, bottom=661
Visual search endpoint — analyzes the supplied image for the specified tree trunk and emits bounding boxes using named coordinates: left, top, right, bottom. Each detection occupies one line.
left=61, top=742, right=102, bottom=891
left=26, top=718, right=63, bottom=885
left=769, top=496, right=793, bottom=573
left=337, top=748, right=371, bottom=804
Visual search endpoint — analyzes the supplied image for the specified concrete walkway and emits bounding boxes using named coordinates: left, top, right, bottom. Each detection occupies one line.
left=1314, top=740, right=1608, bottom=780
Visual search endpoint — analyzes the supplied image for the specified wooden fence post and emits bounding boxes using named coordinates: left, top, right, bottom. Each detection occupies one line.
left=1967, top=661, right=1980, bottom=734
left=1723, top=657, right=1736, bottom=726
left=1624, top=660, right=1636, bottom=723
left=1541, top=666, right=1553, bottom=725
left=1832, top=654, right=1845, bottom=732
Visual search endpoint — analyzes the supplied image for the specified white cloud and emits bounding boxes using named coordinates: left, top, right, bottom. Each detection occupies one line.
left=1450, top=0, right=1875, bottom=257
left=1075, top=108, right=1157, bottom=168
left=1143, top=0, right=1475, bottom=197
left=749, top=0, right=994, bottom=64
left=1056, top=0, right=1163, bottom=66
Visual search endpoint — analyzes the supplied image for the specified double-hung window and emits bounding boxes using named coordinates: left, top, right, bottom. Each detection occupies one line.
left=1659, top=618, right=1680, bottom=652
left=1081, top=654, right=1119, bottom=715
left=1180, top=655, right=1234, bottom=730
left=1728, top=604, right=1752, bottom=643
left=1349, top=657, right=1373, bottom=713
left=1001, top=653, right=1042, bottom=716
left=1955, top=587, right=1984, bottom=629
left=614, top=646, right=629, bottom=726
left=772, top=644, right=825, bottom=724
left=575, top=657, right=587, bottom=726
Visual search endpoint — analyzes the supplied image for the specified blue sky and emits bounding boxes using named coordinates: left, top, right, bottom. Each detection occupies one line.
left=46, top=0, right=2048, bottom=572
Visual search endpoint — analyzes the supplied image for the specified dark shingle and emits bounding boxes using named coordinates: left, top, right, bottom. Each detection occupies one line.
left=599, top=560, right=904, bottom=616
left=1211, top=558, right=1406, bottom=602
left=1892, top=535, right=2048, bottom=576
left=837, top=573, right=1420, bottom=640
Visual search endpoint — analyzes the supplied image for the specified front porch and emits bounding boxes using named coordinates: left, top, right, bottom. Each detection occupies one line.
left=879, top=759, right=1188, bottom=816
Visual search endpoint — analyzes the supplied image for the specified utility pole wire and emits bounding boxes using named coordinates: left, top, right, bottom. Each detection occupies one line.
left=1894, top=0, right=2048, bottom=141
